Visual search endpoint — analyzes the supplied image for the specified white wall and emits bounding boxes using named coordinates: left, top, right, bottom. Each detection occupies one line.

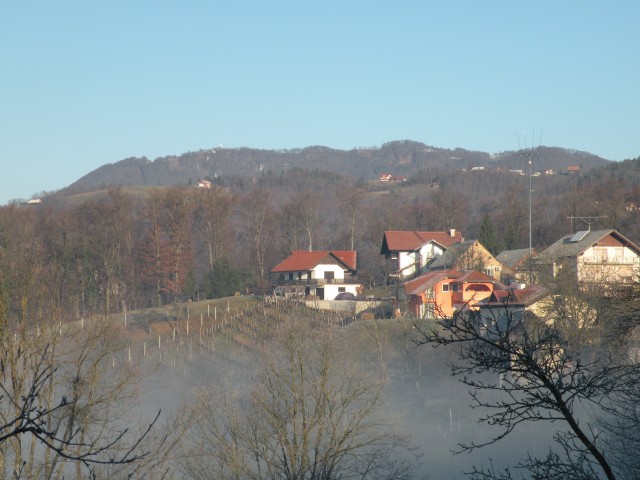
left=323, top=283, right=361, bottom=300
left=418, top=243, right=445, bottom=266
left=580, top=245, right=639, bottom=265
left=398, top=251, right=418, bottom=276
left=398, top=242, right=445, bottom=278
left=311, top=264, right=346, bottom=280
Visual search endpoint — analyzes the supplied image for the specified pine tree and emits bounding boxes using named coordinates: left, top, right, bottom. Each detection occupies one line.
left=479, top=214, right=501, bottom=255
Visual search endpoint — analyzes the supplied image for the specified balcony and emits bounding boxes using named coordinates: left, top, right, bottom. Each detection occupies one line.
left=277, top=277, right=360, bottom=286
left=580, top=257, right=638, bottom=265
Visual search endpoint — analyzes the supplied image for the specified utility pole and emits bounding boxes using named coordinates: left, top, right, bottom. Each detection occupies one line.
left=519, top=149, right=537, bottom=283
left=517, top=129, right=542, bottom=284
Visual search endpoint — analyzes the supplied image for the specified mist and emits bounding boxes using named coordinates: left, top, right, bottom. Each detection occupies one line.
left=134, top=314, right=558, bottom=479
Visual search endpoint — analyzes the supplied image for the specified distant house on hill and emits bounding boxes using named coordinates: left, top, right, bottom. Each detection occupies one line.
left=271, top=250, right=361, bottom=300
left=380, top=230, right=463, bottom=280
left=379, top=173, right=407, bottom=182
left=197, top=179, right=211, bottom=189
left=534, top=229, right=640, bottom=286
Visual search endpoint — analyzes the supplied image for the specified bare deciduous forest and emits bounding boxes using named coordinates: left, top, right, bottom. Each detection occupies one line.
left=2, top=144, right=640, bottom=478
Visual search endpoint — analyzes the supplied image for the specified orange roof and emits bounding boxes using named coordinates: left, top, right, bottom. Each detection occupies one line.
left=403, top=270, right=462, bottom=295
left=382, top=230, right=463, bottom=252
left=271, top=250, right=357, bottom=273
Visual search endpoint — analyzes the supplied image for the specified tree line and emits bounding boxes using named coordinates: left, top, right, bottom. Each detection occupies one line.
left=3, top=157, right=640, bottom=323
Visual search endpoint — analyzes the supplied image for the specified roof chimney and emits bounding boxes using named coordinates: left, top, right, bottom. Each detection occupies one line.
left=450, top=228, right=456, bottom=238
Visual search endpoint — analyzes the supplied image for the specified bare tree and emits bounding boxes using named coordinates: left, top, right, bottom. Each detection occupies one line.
left=429, top=188, right=470, bottom=233
left=238, top=188, right=274, bottom=283
left=161, top=188, right=195, bottom=302
left=336, top=187, right=364, bottom=251
left=0, top=300, right=175, bottom=479
left=193, top=186, right=235, bottom=272
left=182, top=320, right=420, bottom=480
left=413, top=302, right=640, bottom=480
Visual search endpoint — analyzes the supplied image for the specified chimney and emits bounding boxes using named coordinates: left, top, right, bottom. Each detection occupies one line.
left=449, top=228, right=456, bottom=238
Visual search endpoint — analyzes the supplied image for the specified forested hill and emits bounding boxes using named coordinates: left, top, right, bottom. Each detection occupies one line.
left=58, top=141, right=611, bottom=195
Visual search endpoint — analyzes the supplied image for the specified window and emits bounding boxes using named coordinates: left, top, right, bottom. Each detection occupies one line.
left=593, top=247, right=608, bottom=263
left=338, top=287, right=346, bottom=293
left=288, top=273, right=294, bottom=280
left=442, top=284, right=450, bottom=292
left=324, top=271, right=335, bottom=280
left=452, top=283, right=460, bottom=292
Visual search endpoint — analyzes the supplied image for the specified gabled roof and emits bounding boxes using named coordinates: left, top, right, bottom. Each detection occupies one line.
left=402, top=270, right=462, bottom=295
left=381, top=230, right=462, bottom=253
left=536, top=229, right=640, bottom=262
left=453, top=270, right=503, bottom=285
left=477, top=284, right=548, bottom=308
left=271, top=250, right=357, bottom=273
left=428, top=240, right=482, bottom=270
left=497, top=248, right=536, bottom=269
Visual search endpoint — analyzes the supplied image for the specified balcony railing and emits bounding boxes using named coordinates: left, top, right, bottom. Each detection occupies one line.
left=277, top=278, right=360, bottom=286
left=581, top=257, right=638, bottom=265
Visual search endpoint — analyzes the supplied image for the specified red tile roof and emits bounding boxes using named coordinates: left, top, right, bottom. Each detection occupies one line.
left=479, top=284, right=548, bottom=307
left=271, top=250, right=357, bottom=273
left=403, top=270, right=462, bottom=295
left=382, top=230, right=462, bottom=252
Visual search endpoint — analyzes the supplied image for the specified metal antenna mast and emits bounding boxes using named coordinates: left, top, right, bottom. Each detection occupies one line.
left=517, top=129, right=543, bottom=284
left=567, top=216, right=604, bottom=233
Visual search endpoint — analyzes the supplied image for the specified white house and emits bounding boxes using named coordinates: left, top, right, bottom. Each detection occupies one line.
left=271, top=250, right=361, bottom=300
left=535, top=229, right=640, bottom=285
left=380, top=230, right=463, bottom=280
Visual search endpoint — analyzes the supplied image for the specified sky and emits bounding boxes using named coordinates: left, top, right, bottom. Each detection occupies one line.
left=1, top=1, right=639, bottom=204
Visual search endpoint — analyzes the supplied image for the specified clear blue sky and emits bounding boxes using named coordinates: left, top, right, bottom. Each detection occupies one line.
left=2, top=1, right=639, bottom=204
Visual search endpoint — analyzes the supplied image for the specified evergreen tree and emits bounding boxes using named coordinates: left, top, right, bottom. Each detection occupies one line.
left=479, top=214, right=501, bottom=255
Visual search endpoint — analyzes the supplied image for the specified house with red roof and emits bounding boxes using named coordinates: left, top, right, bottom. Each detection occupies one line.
left=380, top=229, right=463, bottom=280
left=450, top=270, right=504, bottom=312
left=400, top=269, right=501, bottom=319
left=270, top=250, right=361, bottom=300
left=401, top=270, right=460, bottom=318
left=474, top=284, right=549, bottom=333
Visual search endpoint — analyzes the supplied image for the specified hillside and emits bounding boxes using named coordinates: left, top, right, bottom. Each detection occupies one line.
left=119, top=296, right=555, bottom=479
left=56, top=141, right=611, bottom=196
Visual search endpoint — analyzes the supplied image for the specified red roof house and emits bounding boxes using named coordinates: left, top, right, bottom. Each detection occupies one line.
left=400, top=269, right=501, bottom=319
left=381, top=230, right=463, bottom=280
left=271, top=250, right=360, bottom=300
